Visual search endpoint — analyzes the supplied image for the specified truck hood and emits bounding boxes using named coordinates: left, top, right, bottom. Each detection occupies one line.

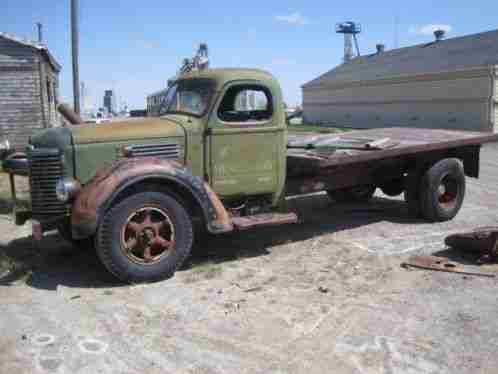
left=71, top=117, right=185, bottom=145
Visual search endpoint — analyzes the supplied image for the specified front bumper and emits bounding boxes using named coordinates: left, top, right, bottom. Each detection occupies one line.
left=2, top=152, right=29, bottom=176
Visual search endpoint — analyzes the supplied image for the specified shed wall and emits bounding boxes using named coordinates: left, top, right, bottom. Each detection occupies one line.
left=40, top=58, right=60, bottom=128
left=494, top=68, right=498, bottom=131
left=0, top=36, right=60, bottom=148
left=0, top=37, right=44, bottom=147
left=303, top=69, right=495, bottom=132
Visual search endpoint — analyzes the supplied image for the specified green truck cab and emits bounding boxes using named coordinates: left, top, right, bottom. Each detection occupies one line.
left=2, top=68, right=497, bottom=283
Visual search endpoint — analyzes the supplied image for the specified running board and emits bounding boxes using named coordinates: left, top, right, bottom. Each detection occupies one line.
left=231, top=212, right=298, bottom=231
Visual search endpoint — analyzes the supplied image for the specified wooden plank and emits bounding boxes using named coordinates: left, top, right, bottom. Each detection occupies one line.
left=287, top=127, right=498, bottom=170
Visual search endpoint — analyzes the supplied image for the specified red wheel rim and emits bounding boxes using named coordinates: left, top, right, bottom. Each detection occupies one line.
left=121, top=207, right=175, bottom=265
left=437, top=175, right=459, bottom=210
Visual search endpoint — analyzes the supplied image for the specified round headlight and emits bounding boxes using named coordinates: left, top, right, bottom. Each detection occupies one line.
left=56, top=178, right=81, bottom=202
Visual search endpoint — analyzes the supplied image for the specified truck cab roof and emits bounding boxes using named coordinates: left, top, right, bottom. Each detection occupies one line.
left=177, top=68, right=280, bottom=92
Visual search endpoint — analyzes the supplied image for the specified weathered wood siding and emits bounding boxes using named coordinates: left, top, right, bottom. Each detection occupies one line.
left=0, top=36, right=60, bottom=148
left=40, top=59, right=60, bottom=128
left=303, top=68, right=496, bottom=133
left=494, top=67, right=498, bottom=132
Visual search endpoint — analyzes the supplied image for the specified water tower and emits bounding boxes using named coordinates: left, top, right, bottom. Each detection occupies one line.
left=336, top=21, right=361, bottom=63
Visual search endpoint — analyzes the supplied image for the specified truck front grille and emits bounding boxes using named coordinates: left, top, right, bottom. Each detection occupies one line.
left=28, top=148, right=68, bottom=217
left=122, top=143, right=183, bottom=161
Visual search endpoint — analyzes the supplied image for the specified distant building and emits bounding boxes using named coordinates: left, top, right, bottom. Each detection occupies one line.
left=302, top=29, right=498, bottom=132
left=0, top=32, right=61, bottom=147
left=147, top=88, right=168, bottom=117
left=103, top=89, right=117, bottom=115
left=236, top=91, right=256, bottom=110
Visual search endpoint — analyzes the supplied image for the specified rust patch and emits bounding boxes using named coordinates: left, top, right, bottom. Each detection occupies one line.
left=203, top=182, right=233, bottom=233
left=71, top=157, right=182, bottom=238
left=445, top=227, right=498, bottom=263
left=71, top=157, right=233, bottom=238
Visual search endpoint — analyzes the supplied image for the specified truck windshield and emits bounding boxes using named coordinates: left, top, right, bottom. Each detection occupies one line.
left=159, top=79, right=214, bottom=117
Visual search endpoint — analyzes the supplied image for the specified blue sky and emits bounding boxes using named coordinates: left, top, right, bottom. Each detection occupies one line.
left=3, top=1, right=498, bottom=109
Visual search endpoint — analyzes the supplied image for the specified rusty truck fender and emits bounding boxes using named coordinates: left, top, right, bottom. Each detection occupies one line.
left=71, top=157, right=233, bottom=239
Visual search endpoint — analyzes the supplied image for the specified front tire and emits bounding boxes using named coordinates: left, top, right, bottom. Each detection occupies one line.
left=96, top=192, right=194, bottom=283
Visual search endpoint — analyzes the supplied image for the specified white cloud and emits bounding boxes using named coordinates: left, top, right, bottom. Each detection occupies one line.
left=409, top=24, right=452, bottom=36
left=275, top=12, right=309, bottom=25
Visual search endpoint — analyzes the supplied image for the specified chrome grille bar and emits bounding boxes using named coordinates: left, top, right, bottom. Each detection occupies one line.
left=28, top=148, right=68, bottom=218
left=123, top=143, right=183, bottom=160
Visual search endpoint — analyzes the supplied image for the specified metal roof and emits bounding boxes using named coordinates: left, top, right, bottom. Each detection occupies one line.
left=303, top=29, right=498, bottom=89
left=0, top=32, right=61, bottom=72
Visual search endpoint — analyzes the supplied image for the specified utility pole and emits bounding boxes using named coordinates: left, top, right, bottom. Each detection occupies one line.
left=71, top=0, right=81, bottom=114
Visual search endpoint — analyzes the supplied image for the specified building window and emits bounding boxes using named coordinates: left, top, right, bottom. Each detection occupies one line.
left=217, top=85, right=273, bottom=123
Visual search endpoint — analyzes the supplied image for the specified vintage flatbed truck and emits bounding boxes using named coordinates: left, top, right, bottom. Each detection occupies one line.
left=1, top=68, right=497, bottom=283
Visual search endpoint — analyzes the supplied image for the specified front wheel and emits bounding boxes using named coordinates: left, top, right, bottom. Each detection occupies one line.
left=96, top=192, right=194, bottom=283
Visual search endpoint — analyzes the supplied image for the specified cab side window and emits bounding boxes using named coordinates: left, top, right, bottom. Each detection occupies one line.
left=218, top=85, right=273, bottom=123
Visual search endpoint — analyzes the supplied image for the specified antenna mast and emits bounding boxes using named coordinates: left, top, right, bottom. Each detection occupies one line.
left=169, top=43, right=210, bottom=86
left=336, top=22, right=362, bottom=63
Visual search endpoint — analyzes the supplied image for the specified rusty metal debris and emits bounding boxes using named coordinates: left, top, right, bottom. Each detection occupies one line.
left=445, top=227, right=498, bottom=263
left=401, top=255, right=495, bottom=278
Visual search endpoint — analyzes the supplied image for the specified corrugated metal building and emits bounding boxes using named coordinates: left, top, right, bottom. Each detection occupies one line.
left=0, top=32, right=61, bottom=147
left=302, top=29, right=498, bottom=132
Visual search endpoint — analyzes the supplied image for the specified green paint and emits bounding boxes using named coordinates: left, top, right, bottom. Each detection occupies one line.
left=29, top=68, right=288, bottom=206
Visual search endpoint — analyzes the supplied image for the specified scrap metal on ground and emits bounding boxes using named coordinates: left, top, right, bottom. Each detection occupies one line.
left=401, top=255, right=495, bottom=278
left=445, top=227, right=498, bottom=262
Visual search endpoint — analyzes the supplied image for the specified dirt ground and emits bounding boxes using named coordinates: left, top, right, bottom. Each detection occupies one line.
left=1, top=143, right=498, bottom=374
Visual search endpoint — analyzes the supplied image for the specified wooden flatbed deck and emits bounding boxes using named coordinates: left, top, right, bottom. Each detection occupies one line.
left=287, top=127, right=498, bottom=177
left=285, top=127, right=498, bottom=195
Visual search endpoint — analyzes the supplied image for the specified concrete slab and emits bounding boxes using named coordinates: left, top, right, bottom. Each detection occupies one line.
left=1, top=143, right=498, bottom=373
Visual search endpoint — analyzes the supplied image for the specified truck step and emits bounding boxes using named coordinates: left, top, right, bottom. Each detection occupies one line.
left=232, top=212, right=298, bottom=231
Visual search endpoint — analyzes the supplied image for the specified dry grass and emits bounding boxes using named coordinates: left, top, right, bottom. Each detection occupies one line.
left=0, top=172, right=30, bottom=214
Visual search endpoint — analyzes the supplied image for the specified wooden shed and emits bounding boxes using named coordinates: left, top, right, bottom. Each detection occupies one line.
left=302, top=29, right=498, bottom=132
left=0, top=32, right=61, bottom=148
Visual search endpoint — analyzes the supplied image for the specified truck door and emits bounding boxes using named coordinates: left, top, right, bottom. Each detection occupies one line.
left=207, top=82, right=284, bottom=197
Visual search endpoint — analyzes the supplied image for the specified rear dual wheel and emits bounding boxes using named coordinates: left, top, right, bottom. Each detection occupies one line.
left=420, top=158, right=465, bottom=221
left=96, top=192, right=194, bottom=283
left=405, top=158, right=465, bottom=221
